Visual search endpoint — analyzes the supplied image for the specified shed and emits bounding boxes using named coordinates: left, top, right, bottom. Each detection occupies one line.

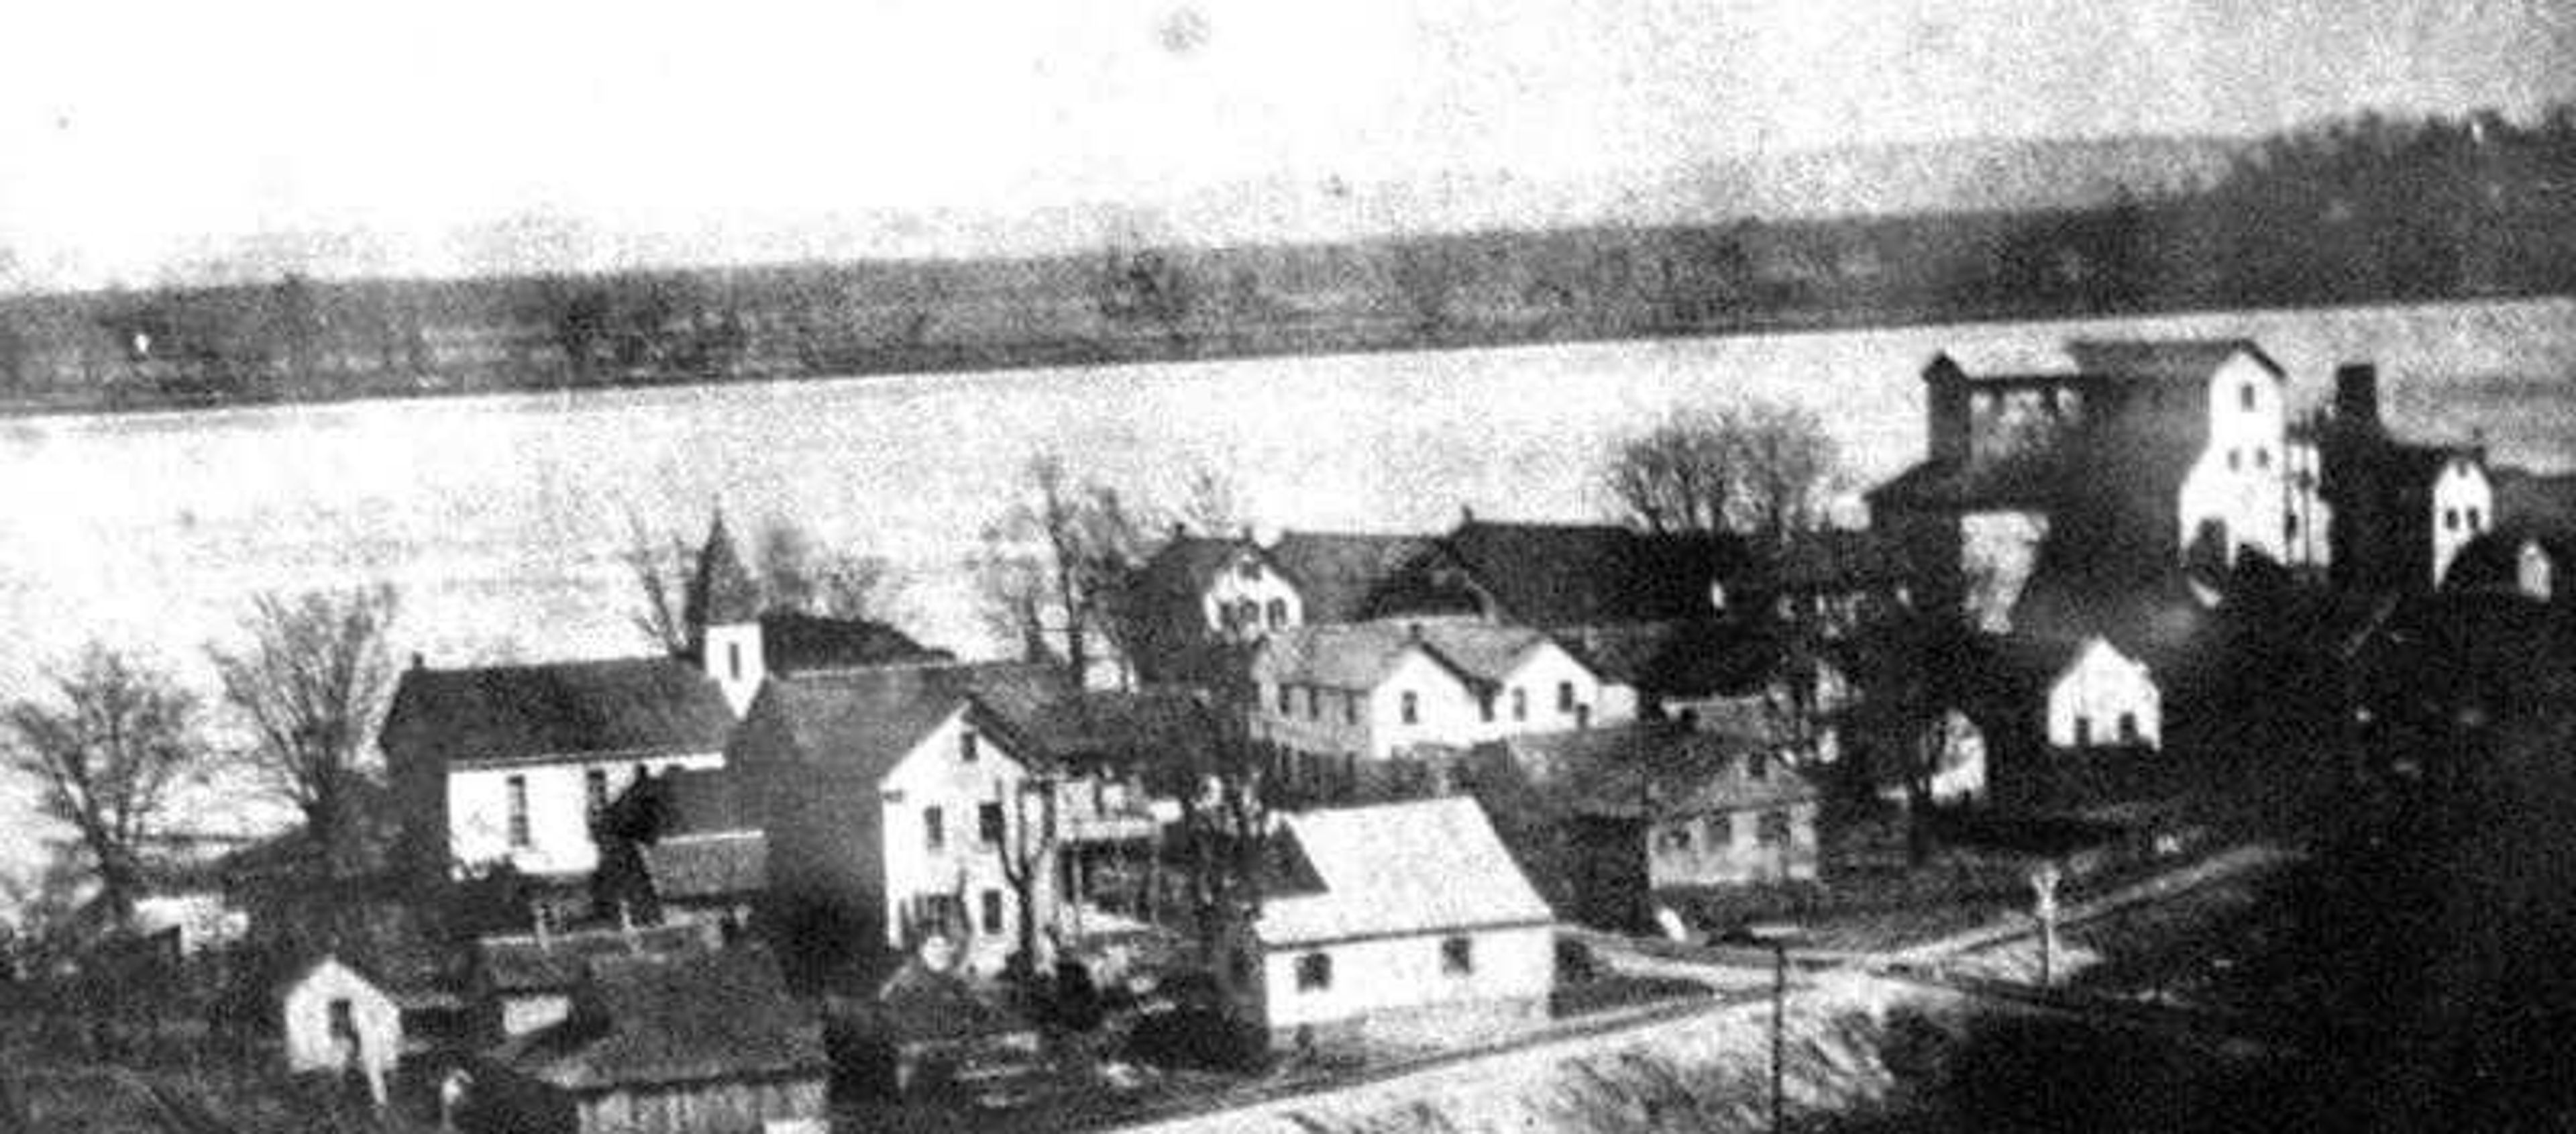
left=280, top=954, right=403, bottom=1103
left=473, top=945, right=828, bottom=1134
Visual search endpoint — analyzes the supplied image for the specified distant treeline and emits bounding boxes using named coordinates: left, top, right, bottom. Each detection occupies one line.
left=1, top=106, right=2571, bottom=413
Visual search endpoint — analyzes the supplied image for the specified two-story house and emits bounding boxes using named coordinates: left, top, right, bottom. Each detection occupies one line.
left=1247, top=618, right=1634, bottom=798
left=729, top=662, right=1077, bottom=981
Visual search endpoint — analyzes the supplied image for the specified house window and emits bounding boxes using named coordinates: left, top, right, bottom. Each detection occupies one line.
left=2468, top=507, right=2483, bottom=531
left=980, top=889, right=1005, bottom=935
left=727, top=640, right=743, bottom=681
left=1479, top=692, right=1496, bottom=723
left=2118, top=712, right=2141, bottom=743
left=1307, top=687, right=1321, bottom=721
left=1511, top=688, right=1527, bottom=721
left=1758, top=810, right=1792, bottom=847
left=1556, top=682, right=1575, bottom=713
left=1748, top=751, right=1770, bottom=780
left=2226, top=448, right=2241, bottom=471
left=505, top=775, right=531, bottom=849
left=2444, top=508, right=2461, bottom=531
left=2255, top=447, right=2271, bottom=470
left=978, top=801, right=1006, bottom=846
left=585, top=768, right=608, bottom=815
left=1295, top=951, right=1334, bottom=992
left=1660, top=825, right=1693, bottom=853
left=1267, top=599, right=1287, bottom=629
left=1238, top=601, right=1260, bottom=631
left=1400, top=691, right=1419, bottom=725
left=960, top=729, right=979, bottom=762
left=2073, top=717, right=2092, bottom=748
left=328, top=998, right=357, bottom=1045
left=1344, top=691, right=1359, bottom=725
left=1441, top=935, right=1475, bottom=976
left=2239, top=382, right=2255, bottom=411
left=924, top=806, right=946, bottom=851
left=1277, top=684, right=1293, bottom=715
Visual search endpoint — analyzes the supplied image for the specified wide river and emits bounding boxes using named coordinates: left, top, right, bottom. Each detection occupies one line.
left=1, top=295, right=2571, bottom=872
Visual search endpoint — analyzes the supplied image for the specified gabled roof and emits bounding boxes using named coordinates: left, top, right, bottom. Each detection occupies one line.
left=2493, top=465, right=2576, bottom=533
left=2061, top=338, right=2282, bottom=382
left=743, top=663, right=1053, bottom=784
left=864, top=958, right=1037, bottom=1045
left=382, top=656, right=735, bottom=768
left=599, top=766, right=754, bottom=845
left=1767, top=527, right=1915, bottom=591
left=1266, top=531, right=1449, bottom=622
left=1410, top=520, right=1750, bottom=628
left=1562, top=619, right=1777, bottom=699
left=756, top=611, right=951, bottom=674
left=1007, top=687, right=1226, bottom=775
left=1255, top=617, right=1573, bottom=693
left=1478, top=723, right=1816, bottom=819
left=1256, top=797, right=1552, bottom=947
left=501, top=945, right=824, bottom=1092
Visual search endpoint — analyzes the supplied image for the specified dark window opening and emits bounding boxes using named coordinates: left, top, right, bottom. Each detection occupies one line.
left=506, top=775, right=531, bottom=849
left=978, top=802, right=1006, bottom=846
left=1295, top=951, right=1333, bottom=992
left=2118, top=712, right=2141, bottom=743
left=924, top=807, right=945, bottom=851
left=980, top=889, right=1005, bottom=935
left=1441, top=935, right=1474, bottom=975
left=1400, top=691, right=1419, bottom=725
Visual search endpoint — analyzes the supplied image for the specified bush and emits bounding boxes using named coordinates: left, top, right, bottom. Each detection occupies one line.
left=1124, top=1008, right=1267, bottom=1074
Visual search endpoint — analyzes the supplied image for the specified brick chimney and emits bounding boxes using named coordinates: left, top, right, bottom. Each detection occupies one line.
left=2334, top=362, right=2381, bottom=432
left=1924, top=354, right=1973, bottom=464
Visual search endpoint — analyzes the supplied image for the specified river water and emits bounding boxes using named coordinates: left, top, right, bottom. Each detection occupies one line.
left=1, top=295, right=2570, bottom=872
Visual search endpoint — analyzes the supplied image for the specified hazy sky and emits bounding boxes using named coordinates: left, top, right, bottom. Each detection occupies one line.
left=2, top=0, right=2569, bottom=286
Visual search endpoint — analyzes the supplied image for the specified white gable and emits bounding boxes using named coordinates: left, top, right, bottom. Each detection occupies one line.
left=2045, top=637, right=2161, bottom=750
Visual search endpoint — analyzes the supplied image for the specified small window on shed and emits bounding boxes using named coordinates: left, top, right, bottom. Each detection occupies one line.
left=1400, top=691, right=1419, bottom=725
left=1556, top=682, right=1576, bottom=713
left=2445, top=509, right=2461, bottom=531
left=2468, top=507, right=2484, bottom=531
left=2118, top=712, right=2141, bottom=743
left=2239, top=382, right=2257, bottom=411
left=1511, top=688, right=1528, bottom=721
left=1441, top=935, right=1474, bottom=976
left=978, top=802, right=1006, bottom=846
left=959, top=729, right=979, bottom=763
left=980, top=889, right=1005, bottom=935
left=2073, top=717, right=2093, bottom=748
left=1267, top=599, right=1287, bottom=629
left=1295, top=951, right=1334, bottom=992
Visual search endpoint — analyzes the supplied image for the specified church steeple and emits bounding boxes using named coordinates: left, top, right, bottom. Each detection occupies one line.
left=686, top=509, right=765, bottom=716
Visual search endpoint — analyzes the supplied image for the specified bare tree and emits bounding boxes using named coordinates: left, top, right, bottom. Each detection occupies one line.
left=977, top=455, right=1157, bottom=688
left=1835, top=600, right=1976, bottom=863
left=994, top=777, right=1059, bottom=979
left=1599, top=399, right=1838, bottom=544
left=3, top=646, right=205, bottom=927
left=1601, top=409, right=1737, bottom=533
left=753, top=519, right=902, bottom=621
left=1177, top=466, right=1242, bottom=536
left=619, top=509, right=694, bottom=656
left=209, top=586, right=400, bottom=876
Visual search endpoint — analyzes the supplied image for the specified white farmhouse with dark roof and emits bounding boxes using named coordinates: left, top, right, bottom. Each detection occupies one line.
left=1248, top=617, right=1634, bottom=798
left=1225, top=796, right=1555, bottom=1051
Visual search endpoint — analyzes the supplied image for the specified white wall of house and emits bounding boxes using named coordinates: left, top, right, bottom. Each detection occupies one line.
left=1960, top=510, right=2049, bottom=631
left=2045, top=638, right=2161, bottom=750
left=704, top=620, right=765, bottom=717
left=447, top=751, right=723, bottom=877
left=2430, top=458, right=2493, bottom=586
left=2284, top=436, right=2332, bottom=569
left=498, top=991, right=573, bottom=1038
left=876, top=708, right=1055, bottom=977
left=2177, top=352, right=2292, bottom=567
left=1256, top=923, right=1552, bottom=1038
left=1644, top=802, right=1819, bottom=888
left=282, top=958, right=401, bottom=1075
left=1254, top=639, right=1628, bottom=766
left=1202, top=554, right=1305, bottom=639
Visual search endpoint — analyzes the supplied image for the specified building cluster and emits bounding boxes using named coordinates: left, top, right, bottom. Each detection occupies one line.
left=175, top=337, right=2575, bottom=1133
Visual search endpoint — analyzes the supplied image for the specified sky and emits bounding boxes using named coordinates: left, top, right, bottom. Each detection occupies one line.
left=1, top=0, right=2570, bottom=287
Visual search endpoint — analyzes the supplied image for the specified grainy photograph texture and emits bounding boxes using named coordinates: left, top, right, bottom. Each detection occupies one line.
left=1, top=2, right=2573, bottom=1131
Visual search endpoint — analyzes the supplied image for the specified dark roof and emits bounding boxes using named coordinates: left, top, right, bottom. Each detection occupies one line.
left=1479, top=723, right=1815, bottom=818
left=742, top=662, right=1067, bottom=783
left=2494, top=466, right=2576, bottom=536
left=600, top=766, right=755, bottom=843
left=1564, top=619, right=1777, bottom=699
left=641, top=833, right=767, bottom=903
left=1267, top=530, right=1448, bottom=622
left=756, top=611, right=951, bottom=674
left=502, top=945, right=825, bottom=1092
left=1009, top=687, right=1225, bottom=774
left=684, top=513, right=761, bottom=628
left=382, top=656, right=735, bottom=767
left=2059, top=338, right=2282, bottom=382
left=1412, top=520, right=1749, bottom=627
left=476, top=922, right=720, bottom=994
left=1767, top=528, right=1914, bottom=591
left=1133, top=533, right=1258, bottom=609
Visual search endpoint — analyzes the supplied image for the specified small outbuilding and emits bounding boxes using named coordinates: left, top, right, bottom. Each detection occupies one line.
left=470, top=945, right=828, bottom=1134
left=280, top=953, right=403, bottom=1104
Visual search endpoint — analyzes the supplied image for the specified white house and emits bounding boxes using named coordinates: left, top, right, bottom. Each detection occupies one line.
left=1228, top=796, right=1555, bottom=1051
left=2172, top=345, right=2295, bottom=568
left=1249, top=618, right=1634, bottom=793
left=2040, top=636, right=2161, bottom=750
left=2430, top=454, right=2495, bottom=586
left=280, top=954, right=402, bottom=1102
left=732, top=664, right=1076, bottom=979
